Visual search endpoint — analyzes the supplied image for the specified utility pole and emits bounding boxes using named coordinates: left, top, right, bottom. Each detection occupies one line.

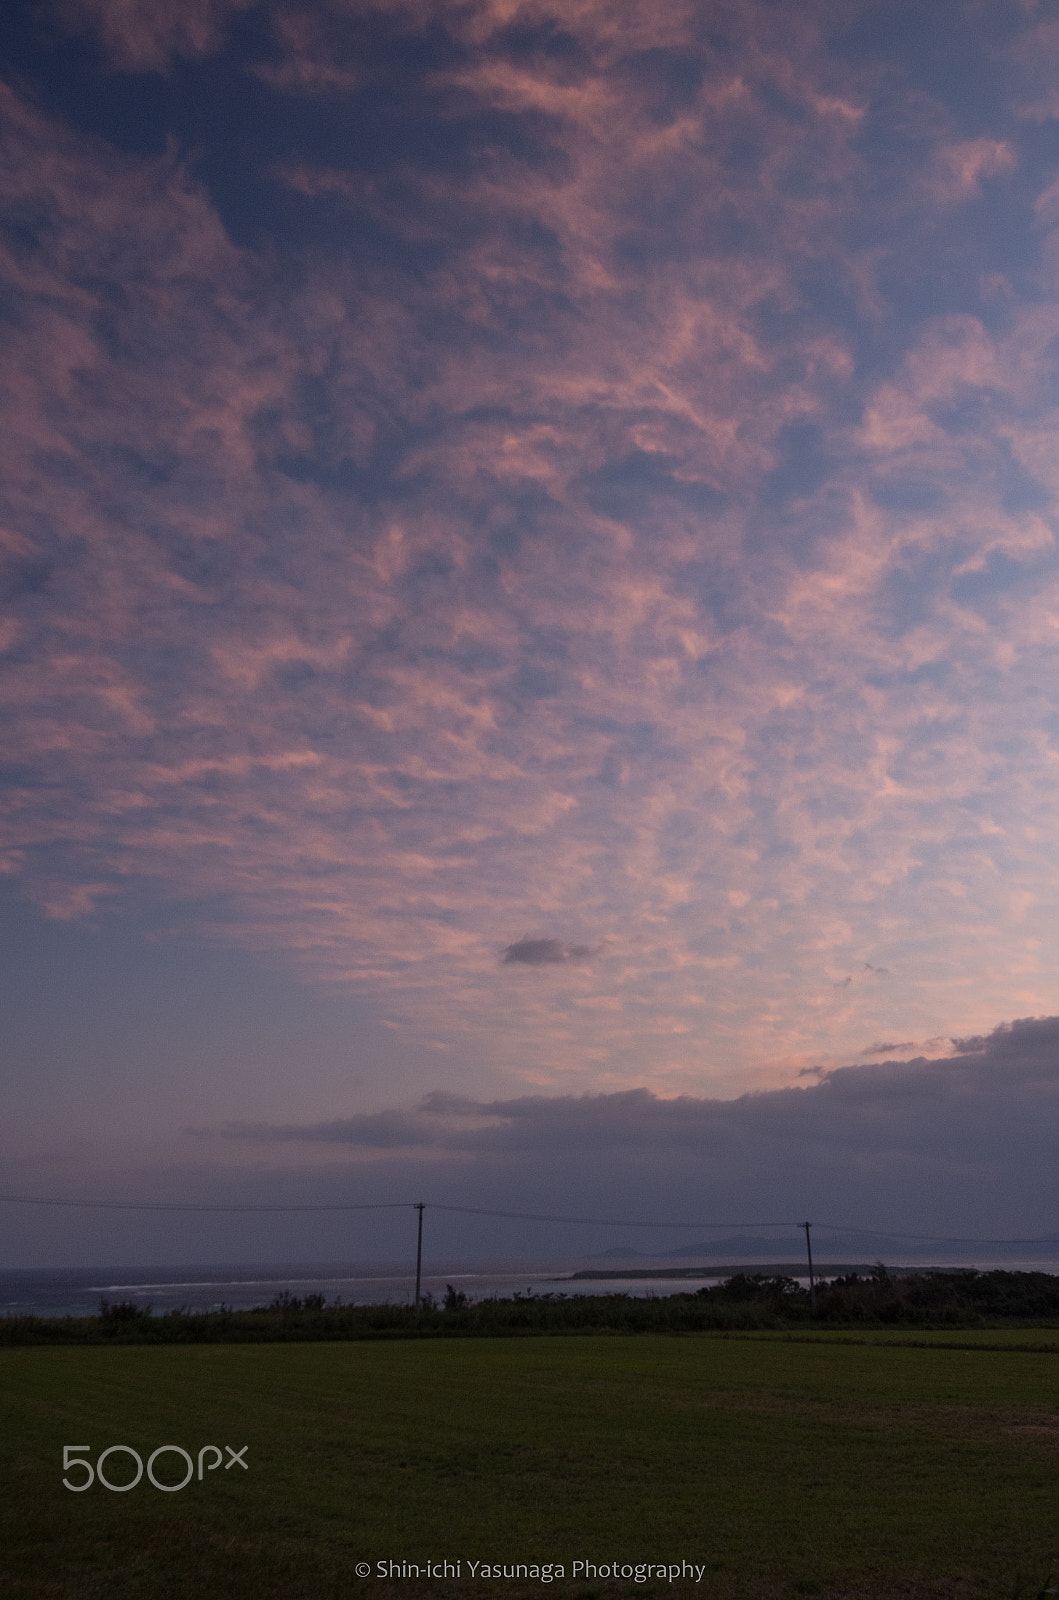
left=414, top=1202, right=425, bottom=1309
left=802, top=1220, right=815, bottom=1313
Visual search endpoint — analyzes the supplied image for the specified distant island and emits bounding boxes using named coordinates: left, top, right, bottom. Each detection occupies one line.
left=569, top=1262, right=880, bottom=1280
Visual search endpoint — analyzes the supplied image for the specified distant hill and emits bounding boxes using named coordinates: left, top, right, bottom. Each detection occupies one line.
left=665, top=1235, right=804, bottom=1259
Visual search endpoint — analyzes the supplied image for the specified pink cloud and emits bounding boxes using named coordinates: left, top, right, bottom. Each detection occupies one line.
left=1007, top=15, right=1059, bottom=122
left=58, top=0, right=254, bottom=71
left=926, top=139, right=1016, bottom=205
left=4, top=9, right=1059, bottom=1102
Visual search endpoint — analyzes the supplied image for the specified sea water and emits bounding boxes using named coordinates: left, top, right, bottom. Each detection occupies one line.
left=4, top=1258, right=1059, bottom=1319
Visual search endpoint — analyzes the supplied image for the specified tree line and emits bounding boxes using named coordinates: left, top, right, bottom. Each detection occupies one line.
left=4, top=1267, right=1059, bottom=1344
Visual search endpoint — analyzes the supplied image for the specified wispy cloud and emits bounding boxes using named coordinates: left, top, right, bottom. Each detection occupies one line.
left=58, top=0, right=254, bottom=71
left=4, top=2, right=1059, bottom=1099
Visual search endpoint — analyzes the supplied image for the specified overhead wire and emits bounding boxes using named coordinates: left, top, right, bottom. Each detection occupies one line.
left=0, top=1192, right=1052, bottom=1245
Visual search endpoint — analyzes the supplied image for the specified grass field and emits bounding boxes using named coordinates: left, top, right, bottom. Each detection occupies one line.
left=3, top=1331, right=1059, bottom=1599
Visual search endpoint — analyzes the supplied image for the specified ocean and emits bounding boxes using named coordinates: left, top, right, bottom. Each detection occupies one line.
left=4, top=1257, right=1059, bottom=1318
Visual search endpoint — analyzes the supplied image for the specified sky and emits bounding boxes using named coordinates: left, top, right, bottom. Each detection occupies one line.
left=3, top=0, right=1059, bottom=1265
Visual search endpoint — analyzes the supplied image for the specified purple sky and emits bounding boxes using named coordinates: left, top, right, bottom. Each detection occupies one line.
left=3, top=0, right=1059, bottom=1262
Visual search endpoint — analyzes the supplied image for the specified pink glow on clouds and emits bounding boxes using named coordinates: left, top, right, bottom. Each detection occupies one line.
left=5, top=0, right=1059, bottom=1108
left=59, top=0, right=255, bottom=71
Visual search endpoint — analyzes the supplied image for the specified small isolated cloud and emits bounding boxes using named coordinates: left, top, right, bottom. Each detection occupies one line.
left=862, top=1041, right=916, bottom=1056
left=501, top=938, right=595, bottom=966
left=833, top=965, right=890, bottom=991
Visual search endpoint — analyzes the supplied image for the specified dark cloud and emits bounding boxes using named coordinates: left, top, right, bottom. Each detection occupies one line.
left=189, top=1017, right=1059, bottom=1242
left=501, top=938, right=594, bottom=965
left=862, top=1040, right=916, bottom=1055
left=205, top=1091, right=492, bottom=1149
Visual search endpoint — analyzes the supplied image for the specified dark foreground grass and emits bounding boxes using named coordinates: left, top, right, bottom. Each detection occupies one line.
left=3, top=1333, right=1059, bottom=1600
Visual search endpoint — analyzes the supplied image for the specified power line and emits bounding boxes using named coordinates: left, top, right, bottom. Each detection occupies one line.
left=0, top=1192, right=792, bottom=1226
left=432, top=1204, right=794, bottom=1228
left=0, top=1195, right=413, bottom=1214
left=813, top=1221, right=1059, bottom=1246
left=0, top=1193, right=1053, bottom=1246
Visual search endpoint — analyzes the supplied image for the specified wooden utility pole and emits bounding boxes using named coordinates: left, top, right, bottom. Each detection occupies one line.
left=803, top=1220, right=815, bottom=1312
left=414, top=1202, right=425, bottom=1308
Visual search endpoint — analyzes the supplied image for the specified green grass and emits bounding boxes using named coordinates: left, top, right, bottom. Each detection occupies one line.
left=3, top=1333, right=1059, bottom=1599
left=733, top=1326, right=1059, bottom=1350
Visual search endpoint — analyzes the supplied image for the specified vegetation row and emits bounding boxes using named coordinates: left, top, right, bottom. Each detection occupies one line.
left=5, top=1267, right=1059, bottom=1344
